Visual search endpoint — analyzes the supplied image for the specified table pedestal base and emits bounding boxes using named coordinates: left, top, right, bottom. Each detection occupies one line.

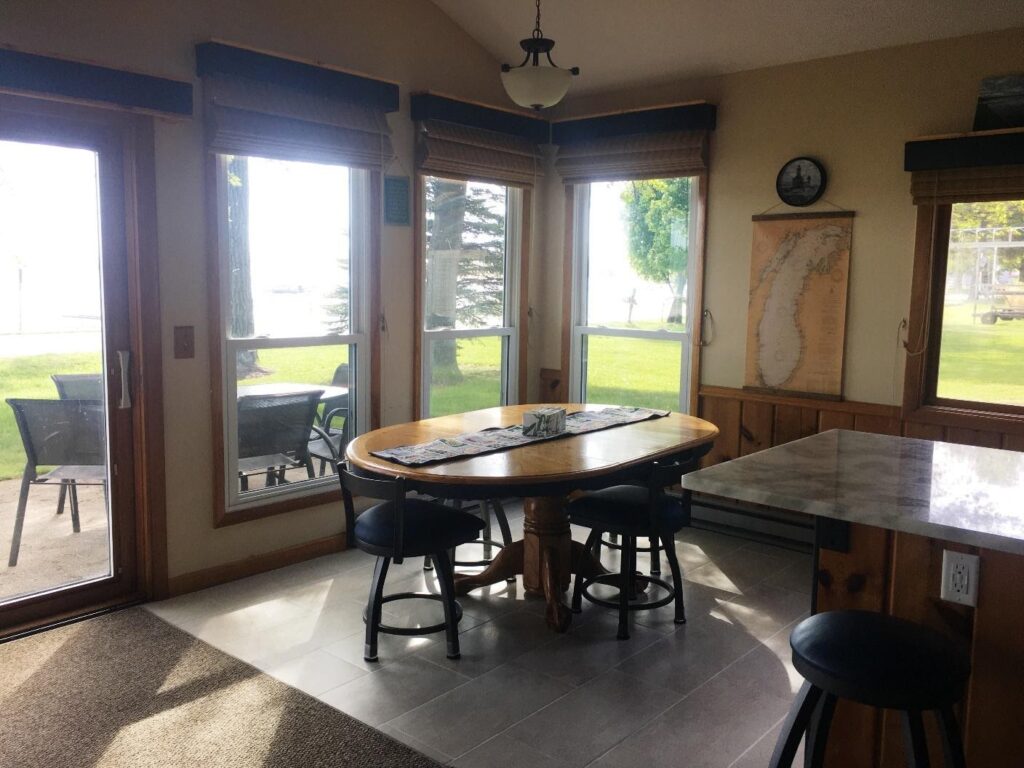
left=453, top=495, right=604, bottom=632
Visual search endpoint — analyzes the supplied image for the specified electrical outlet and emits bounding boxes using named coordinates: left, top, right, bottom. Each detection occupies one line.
left=941, top=550, right=980, bottom=607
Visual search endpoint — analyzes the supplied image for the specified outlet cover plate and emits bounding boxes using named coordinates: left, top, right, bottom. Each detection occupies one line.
left=941, top=550, right=980, bottom=607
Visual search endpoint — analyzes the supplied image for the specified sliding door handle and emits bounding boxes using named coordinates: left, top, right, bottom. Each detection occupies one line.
left=117, top=350, right=132, bottom=409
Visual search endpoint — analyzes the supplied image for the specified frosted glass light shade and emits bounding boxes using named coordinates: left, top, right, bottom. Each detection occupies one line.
left=501, top=65, right=573, bottom=110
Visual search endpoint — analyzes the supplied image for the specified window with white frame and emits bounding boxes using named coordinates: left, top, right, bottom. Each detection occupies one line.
left=570, top=177, right=699, bottom=412
left=420, top=175, right=522, bottom=416
left=214, top=153, right=371, bottom=510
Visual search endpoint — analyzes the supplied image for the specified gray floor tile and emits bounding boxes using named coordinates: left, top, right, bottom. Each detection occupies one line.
left=321, top=628, right=439, bottom=673
left=389, top=661, right=573, bottom=759
left=593, top=645, right=799, bottom=768
left=505, top=669, right=682, bottom=768
left=417, top=609, right=560, bottom=678
left=148, top=523, right=812, bottom=768
left=614, top=613, right=761, bottom=696
left=453, top=733, right=567, bottom=768
left=513, top=612, right=663, bottom=688
left=261, top=648, right=367, bottom=696
left=318, top=655, right=471, bottom=727
left=378, top=723, right=454, bottom=765
left=728, top=715, right=803, bottom=768
left=773, top=556, right=815, bottom=595
left=684, top=547, right=794, bottom=594
left=631, top=580, right=727, bottom=633
left=717, top=583, right=810, bottom=641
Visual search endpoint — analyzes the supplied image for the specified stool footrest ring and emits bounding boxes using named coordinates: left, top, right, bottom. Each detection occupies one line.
left=364, top=592, right=463, bottom=637
left=579, top=572, right=676, bottom=612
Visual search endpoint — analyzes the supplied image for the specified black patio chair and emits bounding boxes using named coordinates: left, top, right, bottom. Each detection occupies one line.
left=51, top=373, right=104, bottom=401
left=236, top=390, right=323, bottom=491
left=6, top=398, right=107, bottom=567
left=338, top=465, right=484, bottom=661
left=309, top=363, right=350, bottom=476
left=308, top=405, right=350, bottom=476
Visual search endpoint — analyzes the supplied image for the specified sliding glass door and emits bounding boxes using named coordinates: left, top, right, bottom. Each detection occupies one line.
left=0, top=98, right=139, bottom=628
left=570, top=178, right=698, bottom=411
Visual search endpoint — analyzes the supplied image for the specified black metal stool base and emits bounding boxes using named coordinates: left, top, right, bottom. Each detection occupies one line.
left=365, top=552, right=463, bottom=662
left=572, top=530, right=687, bottom=640
left=596, top=534, right=662, bottom=575
left=363, top=592, right=464, bottom=637
left=769, top=680, right=967, bottom=768
left=577, top=572, right=676, bottom=612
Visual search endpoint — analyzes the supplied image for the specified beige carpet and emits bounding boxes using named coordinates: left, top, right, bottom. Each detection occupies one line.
left=0, top=608, right=442, bottom=767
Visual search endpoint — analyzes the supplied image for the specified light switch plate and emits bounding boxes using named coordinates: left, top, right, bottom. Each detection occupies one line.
left=941, top=550, right=980, bottom=607
left=173, top=326, right=195, bottom=359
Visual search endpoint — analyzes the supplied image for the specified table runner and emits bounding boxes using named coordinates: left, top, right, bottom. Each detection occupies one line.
left=371, top=407, right=670, bottom=466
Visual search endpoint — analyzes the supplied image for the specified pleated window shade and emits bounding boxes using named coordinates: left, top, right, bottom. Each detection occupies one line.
left=416, top=120, right=544, bottom=187
left=911, top=165, right=1024, bottom=205
left=554, top=130, right=708, bottom=184
left=203, top=75, right=393, bottom=168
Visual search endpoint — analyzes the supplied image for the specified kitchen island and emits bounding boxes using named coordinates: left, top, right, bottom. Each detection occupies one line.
left=682, top=429, right=1024, bottom=767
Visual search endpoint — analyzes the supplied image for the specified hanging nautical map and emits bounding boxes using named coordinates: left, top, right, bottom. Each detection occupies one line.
left=744, top=211, right=854, bottom=398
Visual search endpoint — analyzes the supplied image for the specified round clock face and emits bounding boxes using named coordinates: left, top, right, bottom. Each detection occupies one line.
left=776, top=157, right=827, bottom=207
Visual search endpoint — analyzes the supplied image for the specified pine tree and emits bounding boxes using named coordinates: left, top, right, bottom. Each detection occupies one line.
left=424, top=177, right=508, bottom=382
left=226, top=156, right=260, bottom=377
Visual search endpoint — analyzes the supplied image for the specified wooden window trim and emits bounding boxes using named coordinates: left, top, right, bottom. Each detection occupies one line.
left=559, top=173, right=709, bottom=412
left=413, top=173, right=531, bottom=419
left=903, top=203, right=1024, bottom=437
left=206, top=156, right=381, bottom=528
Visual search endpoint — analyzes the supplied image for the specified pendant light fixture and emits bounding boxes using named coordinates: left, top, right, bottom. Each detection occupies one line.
left=501, top=0, right=579, bottom=110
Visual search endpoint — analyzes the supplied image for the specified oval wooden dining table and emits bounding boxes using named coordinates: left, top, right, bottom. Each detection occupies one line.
left=345, top=404, right=719, bottom=632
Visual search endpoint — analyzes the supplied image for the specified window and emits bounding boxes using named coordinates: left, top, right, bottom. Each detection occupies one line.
left=197, top=44, right=395, bottom=522
left=213, top=154, right=372, bottom=513
left=927, top=200, right=1024, bottom=410
left=569, top=177, right=699, bottom=411
left=420, top=176, right=523, bottom=416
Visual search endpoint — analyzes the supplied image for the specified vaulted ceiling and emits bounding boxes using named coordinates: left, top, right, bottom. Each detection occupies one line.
left=431, top=0, right=1024, bottom=97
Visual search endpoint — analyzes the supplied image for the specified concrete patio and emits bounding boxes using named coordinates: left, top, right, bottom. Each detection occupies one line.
left=0, top=478, right=110, bottom=604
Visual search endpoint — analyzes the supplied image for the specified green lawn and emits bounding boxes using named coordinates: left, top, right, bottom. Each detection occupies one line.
left=936, top=302, right=1024, bottom=405
left=1, top=307, right=1022, bottom=480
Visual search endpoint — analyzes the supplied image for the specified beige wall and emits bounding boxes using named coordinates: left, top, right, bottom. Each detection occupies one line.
left=2, top=0, right=511, bottom=577
left=541, top=28, right=1024, bottom=406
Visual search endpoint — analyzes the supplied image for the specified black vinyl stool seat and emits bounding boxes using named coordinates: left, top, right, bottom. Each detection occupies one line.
left=771, top=610, right=970, bottom=768
left=568, top=457, right=695, bottom=640
left=423, top=498, right=515, bottom=581
left=339, top=466, right=484, bottom=662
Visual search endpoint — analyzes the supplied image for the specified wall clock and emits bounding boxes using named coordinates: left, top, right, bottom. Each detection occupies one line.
left=776, top=157, right=827, bottom=207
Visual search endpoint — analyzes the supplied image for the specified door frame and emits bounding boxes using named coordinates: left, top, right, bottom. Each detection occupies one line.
left=0, top=94, right=166, bottom=637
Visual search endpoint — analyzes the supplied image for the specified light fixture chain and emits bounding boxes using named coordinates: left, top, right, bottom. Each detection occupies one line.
left=533, top=0, right=543, bottom=39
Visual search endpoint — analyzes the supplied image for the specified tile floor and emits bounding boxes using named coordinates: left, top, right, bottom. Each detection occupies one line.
left=147, top=505, right=812, bottom=767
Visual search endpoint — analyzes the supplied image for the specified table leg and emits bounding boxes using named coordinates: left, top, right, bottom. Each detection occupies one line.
left=452, top=495, right=605, bottom=633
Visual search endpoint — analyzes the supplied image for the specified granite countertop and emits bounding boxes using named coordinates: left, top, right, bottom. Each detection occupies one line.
left=681, top=429, right=1024, bottom=556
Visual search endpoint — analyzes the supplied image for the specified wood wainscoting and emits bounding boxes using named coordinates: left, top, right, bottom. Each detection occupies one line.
left=697, top=385, right=1024, bottom=466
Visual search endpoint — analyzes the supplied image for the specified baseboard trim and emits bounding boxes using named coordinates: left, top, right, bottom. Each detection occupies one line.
left=166, top=534, right=348, bottom=597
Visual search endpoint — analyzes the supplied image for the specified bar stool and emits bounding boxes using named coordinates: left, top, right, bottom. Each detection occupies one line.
left=771, top=611, right=970, bottom=768
left=568, top=457, right=694, bottom=640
